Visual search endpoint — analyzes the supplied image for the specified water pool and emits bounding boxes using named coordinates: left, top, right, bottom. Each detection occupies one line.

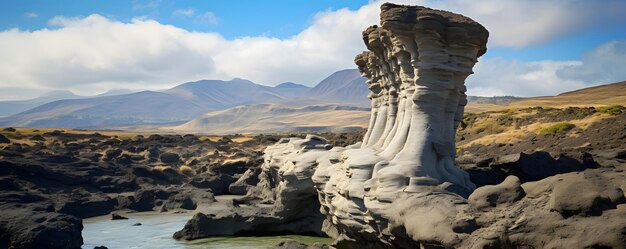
left=82, top=212, right=332, bottom=249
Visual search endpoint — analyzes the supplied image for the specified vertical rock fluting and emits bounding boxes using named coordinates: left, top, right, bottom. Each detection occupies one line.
left=312, top=3, right=488, bottom=247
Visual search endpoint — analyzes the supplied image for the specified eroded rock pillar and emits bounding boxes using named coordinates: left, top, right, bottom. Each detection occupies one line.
left=313, top=3, right=489, bottom=247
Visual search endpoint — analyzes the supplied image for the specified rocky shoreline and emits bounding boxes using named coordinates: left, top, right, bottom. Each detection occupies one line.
left=0, top=128, right=360, bottom=249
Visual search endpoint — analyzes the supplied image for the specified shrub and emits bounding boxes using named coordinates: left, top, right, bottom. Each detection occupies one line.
left=179, top=165, right=195, bottom=176
left=467, top=118, right=506, bottom=134
left=596, top=105, right=625, bottom=115
left=539, top=122, right=576, bottom=135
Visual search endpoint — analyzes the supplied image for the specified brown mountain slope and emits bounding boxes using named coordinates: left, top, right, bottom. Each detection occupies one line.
left=166, top=81, right=625, bottom=134
left=505, top=81, right=626, bottom=109
left=465, top=81, right=626, bottom=112
left=166, top=104, right=370, bottom=134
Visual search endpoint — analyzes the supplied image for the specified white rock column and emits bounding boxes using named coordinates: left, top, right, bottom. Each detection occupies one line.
left=313, top=3, right=489, bottom=247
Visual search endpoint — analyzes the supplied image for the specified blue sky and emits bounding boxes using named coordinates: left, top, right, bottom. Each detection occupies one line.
left=1, top=0, right=626, bottom=99
left=2, top=0, right=369, bottom=38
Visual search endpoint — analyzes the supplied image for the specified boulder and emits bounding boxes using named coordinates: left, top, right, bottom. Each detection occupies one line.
left=55, top=191, right=115, bottom=219
left=103, top=149, right=122, bottom=161
left=469, top=175, right=525, bottom=210
left=173, top=213, right=249, bottom=240
left=546, top=171, right=626, bottom=217
left=111, top=213, right=128, bottom=220
left=489, top=152, right=596, bottom=183
left=0, top=134, right=10, bottom=143
left=0, top=207, right=83, bottom=249
left=189, top=174, right=235, bottom=195
left=30, top=134, right=45, bottom=141
left=160, top=152, right=181, bottom=164
left=161, top=188, right=215, bottom=211
left=228, top=167, right=261, bottom=195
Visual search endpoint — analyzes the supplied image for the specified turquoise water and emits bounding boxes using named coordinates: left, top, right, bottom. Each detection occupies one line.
left=82, top=212, right=332, bottom=249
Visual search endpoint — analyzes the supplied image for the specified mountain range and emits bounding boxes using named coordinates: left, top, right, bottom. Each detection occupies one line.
left=171, top=104, right=370, bottom=134
left=3, top=68, right=622, bottom=133
left=0, top=69, right=367, bottom=128
left=170, top=80, right=626, bottom=134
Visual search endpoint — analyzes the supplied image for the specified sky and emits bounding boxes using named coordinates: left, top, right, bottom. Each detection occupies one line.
left=1, top=0, right=626, bottom=100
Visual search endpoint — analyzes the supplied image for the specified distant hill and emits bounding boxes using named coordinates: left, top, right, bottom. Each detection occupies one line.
left=0, top=90, right=81, bottom=117
left=506, top=81, right=626, bottom=109
left=169, top=103, right=370, bottom=134
left=165, top=78, right=290, bottom=110
left=309, top=69, right=369, bottom=105
left=96, top=89, right=136, bottom=97
left=465, top=81, right=626, bottom=112
left=1, top=91, right=206, bottom=128
left=272, top=82, right=312, bottom=98
left=0, top=70, right=368, bottom=129
left=170, top=80, right=626, bottom=134
left=5, top=69, right=618, bottom=131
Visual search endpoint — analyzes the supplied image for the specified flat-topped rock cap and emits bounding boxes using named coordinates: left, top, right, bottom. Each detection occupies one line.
left=378, top=2, right=489, bottom=56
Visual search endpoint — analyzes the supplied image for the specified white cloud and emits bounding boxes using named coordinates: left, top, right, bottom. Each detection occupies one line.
left=0, top=0, right=625, bottom=99
left=467, top=58, right=587, bottom=97
left=196, top=11, right=219, bottom=25
left=467, top=40, right=626, bottom=97
left=132, top=0, right=161, bottom=10
left=24, top=12, right=38, bottom=18
left=557, top=40, right=626, bottom=85
left=388, top=0, right=626, bottom=48
left=0, top=15, right=223, bottom=97
left=173, top=8, right=195, bottom=17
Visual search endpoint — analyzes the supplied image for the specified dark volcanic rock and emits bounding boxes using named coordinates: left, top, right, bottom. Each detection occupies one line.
left=229, top=168, right=261, bottom=195
left=0, top=134, right=9, bottom=143
left=161, top=188, right=215, bottom=211
left=0, top=207, right=83, bottom=249
left=160, top=152, right=181, bottom=164
left=111, top=213, right=128, bottom=220
left=103, top=149, right=122, bottom=161
left=546, top=171, right=626, bottom=218
left=30, top=134, right=46, bottom=141
left=0, top=129, right=285, bottom=249
left=39, top=154, right=80, bottom=164
left=174, top=210, right=325, bottom=240
left=465, top=151, right=597, bottom=187
left=56, top=191, right=115, bottom=219
left=189, top=174, right=235, bottom=195
left=273, top=240, right=330, bottom=249
left=124, top=188, right=173, bottom=211
left=469, top=175, right=525, bottom=210
left=173, top=213, right=252, bottom=239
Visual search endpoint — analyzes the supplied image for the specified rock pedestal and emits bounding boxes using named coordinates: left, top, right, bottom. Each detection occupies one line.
left=311, top=3, right=488, bottom=247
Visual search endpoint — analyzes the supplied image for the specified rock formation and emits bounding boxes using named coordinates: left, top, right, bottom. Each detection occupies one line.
left=310, top=3, right=489, bottom=247
left=176, top=3, right=625, bottom=248
left=174, top=135, right=333, bottom=240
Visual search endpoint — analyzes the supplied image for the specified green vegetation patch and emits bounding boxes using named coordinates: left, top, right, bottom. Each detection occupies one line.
left=539, top=122, right=576, bottom=135
left=466, top=117, right=507, bottom=134
left=596, top=105, right=625, bottom=115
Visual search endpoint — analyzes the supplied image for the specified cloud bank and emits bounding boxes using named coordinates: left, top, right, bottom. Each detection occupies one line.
left=0, top=0, right=625, bottom=99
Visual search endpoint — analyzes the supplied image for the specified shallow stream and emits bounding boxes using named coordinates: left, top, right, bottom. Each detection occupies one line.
left=82, top=212, right=332, bottom=249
